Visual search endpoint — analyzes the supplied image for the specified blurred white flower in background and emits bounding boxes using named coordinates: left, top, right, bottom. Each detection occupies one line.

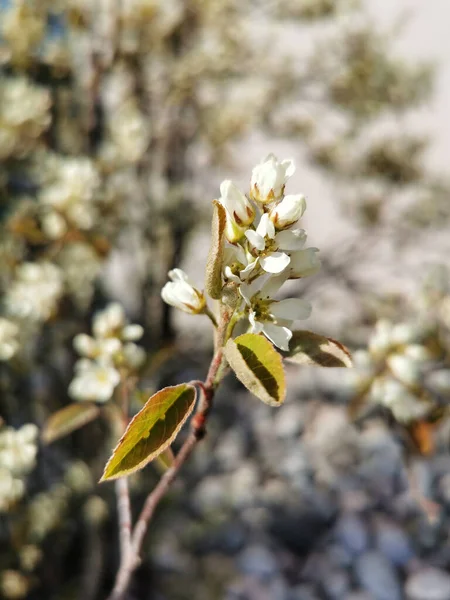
left=0, top=318, right=20, bottom=361
left=0, top=424, right=38, bottom=513
left=5, top=262, right=64, bottom=322
left=0, top=76, right=51, bottom=159
left=68, top=359, right=121, bottom=403
left=69, top=302, right=146, bottom=402
left=39, top=157, right=100, bottom=232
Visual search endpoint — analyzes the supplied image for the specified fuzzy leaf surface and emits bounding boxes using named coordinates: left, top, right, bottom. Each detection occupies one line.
left=282, top=330, right=352, bottom=367
left=42, top=403, right=100, bottom=444
left=100, top=384, right=196, bottom=481
left=205, top=200, right=227, bottom=299
left=225, top=333, right=286, bottom=406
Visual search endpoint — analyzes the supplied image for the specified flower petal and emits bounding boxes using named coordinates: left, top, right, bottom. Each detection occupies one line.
left=275, top=229, right=306, bottom=251
left=282, top=159, right=295, bottom=178
left=262, top=322, right=293, bottom=351
left=260, top=251, right=290, bottom=274
left=259, top=272, right=289, bottom=299
left=256, top=213, right=275, bottom=239
left=245, top=229, right=265, bottom=251
left=270, top=298, right=312, bottom=321
left=249, top=312, right=264, bottom=334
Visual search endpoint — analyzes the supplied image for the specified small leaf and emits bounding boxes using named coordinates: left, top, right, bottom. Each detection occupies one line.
left=100, top=384, right=196, bottom=481
left=225, top=333, right=286, bottom=406
left=282, top=330, right=352, bottom=368
left=156, top=446, right=175, bottom=472
left=205, top=200, right=227, bottom=299
left=42, top=403, right=100, bottom=444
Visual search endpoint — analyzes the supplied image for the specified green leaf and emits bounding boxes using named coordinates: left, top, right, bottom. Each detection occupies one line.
left=156, top=446, right=175, bottom=472
left=42, top=403, right=100, bottom=444
left=205, top=200, right=227, bottom=299
left=282, top=330, right=352, bottom=367
left=225, top=333, right=286, bottom=406
left=100, top=384, right=196, bottom=481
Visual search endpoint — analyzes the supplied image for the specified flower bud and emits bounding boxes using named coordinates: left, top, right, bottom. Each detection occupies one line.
left=219, top=180, right=255, bottom=227
left=269, top=194, right=306, bottom=229
left=250, top=154, right=295, bottom=204
left=224, top=212, right=246, bottom=243
left=161, top=269, right=206, bottom=314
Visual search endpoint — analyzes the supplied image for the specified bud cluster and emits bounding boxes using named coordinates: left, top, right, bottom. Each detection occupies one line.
left=161, top=154, right=321, bottom=350
left=69, top=303, right=146, bottom=403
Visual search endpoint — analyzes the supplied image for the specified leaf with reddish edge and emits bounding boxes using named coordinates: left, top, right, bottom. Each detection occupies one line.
left=100, top=384, right=196, bottom=481
left=281, top=330, right=352, bottom=368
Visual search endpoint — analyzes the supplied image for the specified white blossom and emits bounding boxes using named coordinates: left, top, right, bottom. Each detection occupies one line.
left=5, top=262, right=64, bottom=322
left=387, top=353, right=421, bottom=387
left=245, top=214, right=307, bottom=274
left=371, top=377, right=429, bottom=423
left=223, top=245, right=253, bottom=283
left=269, top=194, right=306, bottom=229
left=92, top=303, right=126, bottom=338
left=73, top=334, right=122, bottom=359
left=0, top=318, right=20, bottom=361
left=122, top=324, right=144, bottom=341
left=368, top=319, right=394, bottom=358
left=41, top=210, right=68, bottom=240
left=72, top=303, right=146, bottom=376
left=240, top=275, right=312, bottom=350
left=0, top=424, right=38, bottom=475
left=0, top=468, right=25, bottom=512
left=161, top=268, right=206, bottom=314
left=68, top=360, right=121, bottom=403
left=250, top=153, right=295, bottom=204
left=122, top=342, right=146, bottom=369
left=39, top=157, right=100, bottom=231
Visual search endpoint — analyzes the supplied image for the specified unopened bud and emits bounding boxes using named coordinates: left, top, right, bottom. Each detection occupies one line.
left=250, top=154, right=295, bottom=204
left=161, top=269, right=206, bottom=314
left=269, top=194, right=306, bottom=229
left=219, top=180, right=255, bottom=227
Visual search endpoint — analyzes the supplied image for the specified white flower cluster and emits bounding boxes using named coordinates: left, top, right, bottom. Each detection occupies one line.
left=350, top=319, right=435, bottom=423
left=38, top=157, right=101, bottom=239
left=0, top=424, right=38, bottom=513
left=0, top=76, right=51, bottom=160
left=69, top=303, right=146, bottom=403
left=162, top=154, right=321, bottom=350
left=5, top=262, right=64, bottom=322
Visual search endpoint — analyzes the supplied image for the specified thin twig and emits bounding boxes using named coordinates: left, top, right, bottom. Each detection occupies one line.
left=116, top=477, right=132, bottom=560
left=106, top=348, right=225, bottom=600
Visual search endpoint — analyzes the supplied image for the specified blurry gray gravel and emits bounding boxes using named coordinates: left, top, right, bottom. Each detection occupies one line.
left=149, top=382, right=450, bottom=600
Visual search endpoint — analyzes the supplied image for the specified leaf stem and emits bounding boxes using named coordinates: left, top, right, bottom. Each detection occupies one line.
left=204, top=305, right=218, bottom=327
